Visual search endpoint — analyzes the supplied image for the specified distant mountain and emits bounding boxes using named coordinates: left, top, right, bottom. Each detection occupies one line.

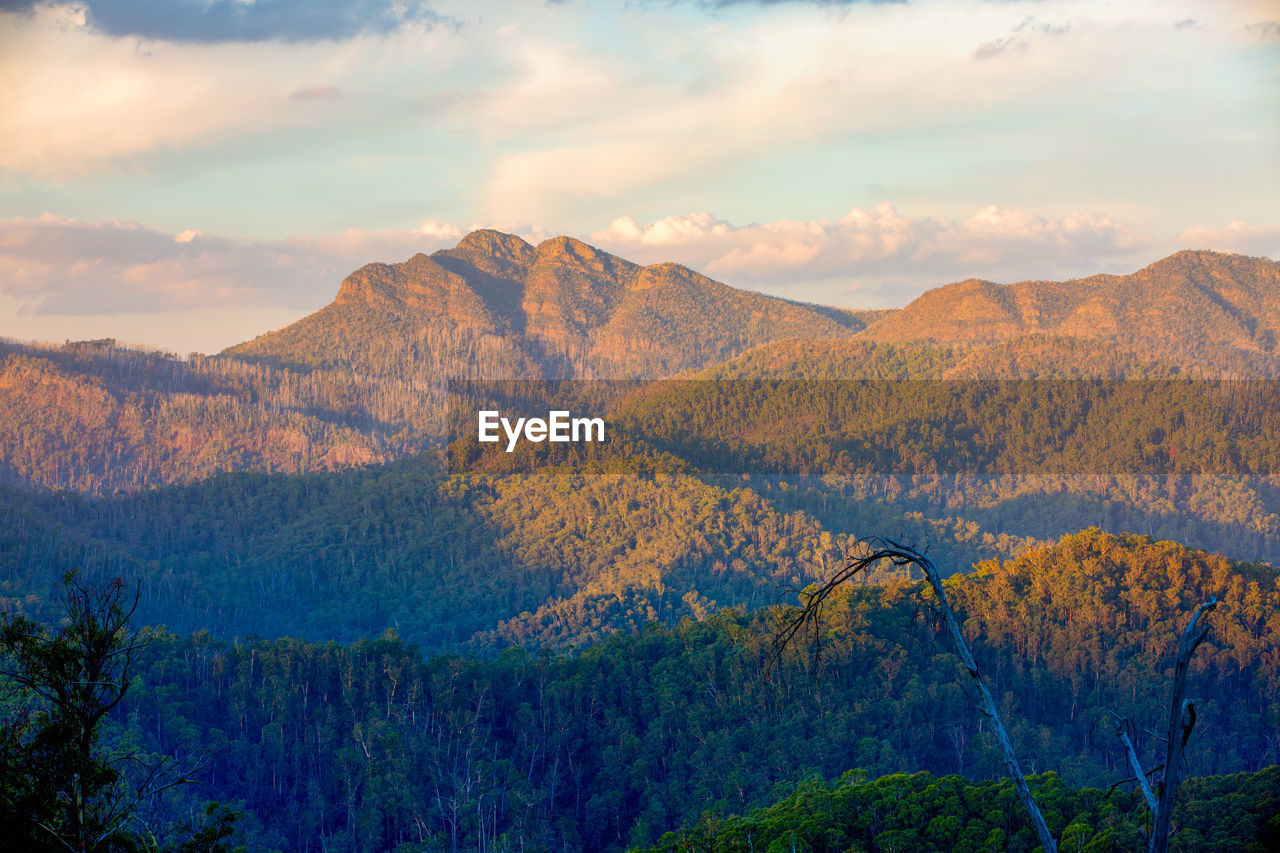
left=856, top=250, right=1280, bottom=375
left=228, top=236, right=1277, bottom=383
left=225, top=229, right=864, bottom=379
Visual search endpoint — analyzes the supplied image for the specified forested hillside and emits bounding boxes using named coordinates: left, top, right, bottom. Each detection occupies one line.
left=0, top=338, right=442, bottom=492
left=102, top=531, right=1278, bottom=851
left=0, top=453, right=1034, bottom=648
left=6, top=366, right=1280, bottom=651
left=699, top=336, right=1189, bottom=380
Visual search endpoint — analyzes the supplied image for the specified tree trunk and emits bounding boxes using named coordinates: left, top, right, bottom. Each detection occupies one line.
left=1150, top=598, right=1216, bottom=853
left=912, top=546, right=1059, bottom=853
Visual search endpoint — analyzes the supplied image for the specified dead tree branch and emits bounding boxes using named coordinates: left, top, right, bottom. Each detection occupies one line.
left=1109, top=711, right=1158, bottom=814
left=769, top=538, right=1058, bottom=853
left=1149, top=597, right=1216, bottom=853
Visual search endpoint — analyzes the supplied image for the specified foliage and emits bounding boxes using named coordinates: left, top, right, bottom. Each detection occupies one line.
left=636, top=768, right=1280, bottom=853
left=0, top=572, right=148, bottom=851
left=94, top=531, right=1280, bottom=851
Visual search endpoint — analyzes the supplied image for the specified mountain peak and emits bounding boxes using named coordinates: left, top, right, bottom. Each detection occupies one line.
left=448, top=229, right=538, bottom=268
left=535, top=235, right=625, bottom=265
left=529, top=235, right=639, bottom=288
left=456, top=229, right=534, bottom=256
left=1137, top=248, right=1276, bottom=279
left=857, top=249, right=1280, bottom=373
left=434, top=230, right=539, bottom=295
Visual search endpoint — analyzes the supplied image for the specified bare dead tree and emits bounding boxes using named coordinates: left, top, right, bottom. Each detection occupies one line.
left=1111, top=597, right=1216, bottom=853
left=1108, top=713, right=1159, bottom=816
left=769, top=538, right=1058, bottom=853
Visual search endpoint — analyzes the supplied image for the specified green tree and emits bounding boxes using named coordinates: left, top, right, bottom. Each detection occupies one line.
left=0, top=572, right=186, bottom=851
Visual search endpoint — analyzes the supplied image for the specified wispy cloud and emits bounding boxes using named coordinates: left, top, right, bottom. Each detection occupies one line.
left=289, top=85, right=342, bottom=101
left=468, top=6, right=1104, bottom=223
left=1245, top=20, right=1279, bottom=39
left=972, top=16, right=1069, bottom=61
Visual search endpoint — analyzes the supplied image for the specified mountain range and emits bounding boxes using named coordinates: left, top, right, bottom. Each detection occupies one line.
left=2, top=234, right=1277, bottom=495
left=227, top=231, right=1280, bottom=381
left=3, top=233, right=1279, bottom=643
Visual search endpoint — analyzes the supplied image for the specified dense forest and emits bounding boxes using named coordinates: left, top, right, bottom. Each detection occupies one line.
left=7, top=444, right=1278, bottom=651
left=638, top=769, right=1280, bottom=852
left=73, top=530, right=1277, bottom=850
left=7, top=354, right=1280, bottom=651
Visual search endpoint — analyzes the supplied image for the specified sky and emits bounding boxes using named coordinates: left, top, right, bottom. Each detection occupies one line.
left=0, top=0, right=1277, bottom=354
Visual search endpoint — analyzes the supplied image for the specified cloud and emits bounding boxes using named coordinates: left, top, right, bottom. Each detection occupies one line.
left=469, top=4, right=1161, bottom=223
left=1245, top=20, right=1279, bottom=39
left=1, top=0, right=441, bottom=43
left=0, top=3, right=461, bottom=177
left=1176, top=221, right=1280, bottom=257
left=0, top=205, right=1155, bottom=322
left=0, top=8, right=331, bottom=175
left=973, top=16, right=1069, bottom=61
left=0, top=214, right=465, bottom=316
left=5, top=0, right=1269, bottom=222
left=592, top=204, right=1154, bottom=302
